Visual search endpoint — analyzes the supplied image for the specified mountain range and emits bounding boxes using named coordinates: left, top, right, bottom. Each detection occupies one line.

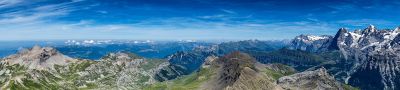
left=2, top=25, right=399, bottom=90
left=289, top=25, right=400, bottom=90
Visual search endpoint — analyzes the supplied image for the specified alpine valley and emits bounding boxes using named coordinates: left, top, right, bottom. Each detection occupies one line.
left=2, top=25, right=400, bottom=90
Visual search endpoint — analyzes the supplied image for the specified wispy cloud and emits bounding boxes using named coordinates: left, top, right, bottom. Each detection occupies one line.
left=220, top=9, right=236, bottom=14
left=0, top=0, right=84, bottom=25
left=199, top=14, right=225, bottom=19
left=336, top=19, right=394, bottom=26
left=0, top=0, right=23, bottom=8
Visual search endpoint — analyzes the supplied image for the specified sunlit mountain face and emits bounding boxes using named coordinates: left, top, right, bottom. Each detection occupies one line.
left=1, top=0, right=400, bottom=90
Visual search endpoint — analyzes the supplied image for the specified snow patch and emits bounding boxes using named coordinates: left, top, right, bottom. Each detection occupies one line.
left=349, top=32, right=362, bottom=47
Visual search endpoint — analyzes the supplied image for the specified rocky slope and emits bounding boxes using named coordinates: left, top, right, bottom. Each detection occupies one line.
left=278, top=68, right=344, bottom=90
left=154, top=50, right=214, bottom=81
left=290, top=25, right=400, bottom=90
left=72, top=52, right=164, bottom=89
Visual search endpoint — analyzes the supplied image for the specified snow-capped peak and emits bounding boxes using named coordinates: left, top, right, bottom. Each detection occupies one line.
left=394, top=27, right=400, bottom=33
left=368, top=24, right=375, bottom=29
left=367, top=24, right=376, bottom=32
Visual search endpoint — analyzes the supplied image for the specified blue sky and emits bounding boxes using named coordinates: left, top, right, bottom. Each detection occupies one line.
left=0, top=0, right=399, bottom=41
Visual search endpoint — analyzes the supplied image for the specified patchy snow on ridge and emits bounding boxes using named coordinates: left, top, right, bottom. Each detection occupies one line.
left=306, top=35, right=329, bottom=41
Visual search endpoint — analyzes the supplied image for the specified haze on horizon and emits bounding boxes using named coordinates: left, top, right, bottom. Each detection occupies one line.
left=0, top=0, right=399, bottom=41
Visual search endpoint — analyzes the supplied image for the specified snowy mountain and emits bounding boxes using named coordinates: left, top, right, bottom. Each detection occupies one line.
left=289, top=34, right=333, bottom=52
left=290, top=25, right=400, bottom=90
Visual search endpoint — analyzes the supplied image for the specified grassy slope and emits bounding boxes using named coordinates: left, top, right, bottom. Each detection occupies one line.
left=262, top=64, right=297, bottom=80
left=144, top=67, right=215, bottom=90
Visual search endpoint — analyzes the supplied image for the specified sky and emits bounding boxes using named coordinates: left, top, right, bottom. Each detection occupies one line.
left=0, top=0, right=399, bottom=41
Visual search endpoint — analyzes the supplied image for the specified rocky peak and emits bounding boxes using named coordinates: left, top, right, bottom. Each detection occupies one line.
left=328, top=28, right=348, bottom=50
left=339, top=28, right=349, bottom=34
left=219, top=51, right=256, bottom=70
left=1, top=46, right=76, bottom=70
left=368, top=24, right=376, bottom=29
left=203, top=52, right=281, bottom=90
left=17, top=45, right=57, bottom=56
left=362, top=24, right=377, bottom=34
